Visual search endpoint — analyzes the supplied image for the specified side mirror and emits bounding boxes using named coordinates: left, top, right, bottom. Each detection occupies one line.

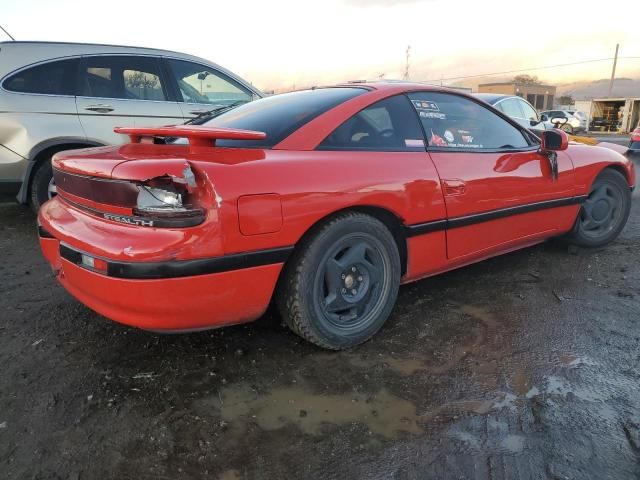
left=540, top=114, right=548, bottom=122
left=540, top=129, right=569, bottom=152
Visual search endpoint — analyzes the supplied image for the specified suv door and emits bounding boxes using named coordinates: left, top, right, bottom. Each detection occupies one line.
left=165, top=58, right=255, bottom=119
left=75, top=55, right=183, bottom=144
left=408, top=92, right=576, bottom=260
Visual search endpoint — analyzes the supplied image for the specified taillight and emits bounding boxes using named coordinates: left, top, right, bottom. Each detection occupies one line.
left=133, top=178, right=205, bottom=228
left=632, top=128, right=640, bottom=142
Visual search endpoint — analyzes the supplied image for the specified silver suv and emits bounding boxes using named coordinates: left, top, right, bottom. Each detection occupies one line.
left=0, top=41, right=262, bottom=209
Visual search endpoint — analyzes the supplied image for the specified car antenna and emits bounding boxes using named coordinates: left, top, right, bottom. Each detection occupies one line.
left=0, top=24, right=15, bottom=41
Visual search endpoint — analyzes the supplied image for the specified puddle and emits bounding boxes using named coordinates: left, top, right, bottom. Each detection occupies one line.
left=559, top=354, right=577, bottom=365
left=501, top=434, right=525, bottom=454
left=211, top=384, right=422, bottom=439
left=342, top=354, right=428, bottom=376
left=511, top=366, right=532, bottom=396
left=219, top=470, right=241, bottom=480
left=311, top=304, right=504, bottom=378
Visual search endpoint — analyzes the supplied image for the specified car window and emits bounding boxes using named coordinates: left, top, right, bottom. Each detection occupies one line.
left=167, top=59, right=252, bottom=105
left=202, top=87, right=366, bottom=148
left=318, top=95, right=425, bottom=151
left=81, top=56, right=167, bottom=101
left=3, top=58, right=79, bottom=95
left=519, top=100, right=539, bottom=121
left=408, top=92, right=529, bottom=150
left=497, top=98, right=524, bottom=119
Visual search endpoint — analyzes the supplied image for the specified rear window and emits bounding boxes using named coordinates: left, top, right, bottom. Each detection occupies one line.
left=203, top=87, right=366, bottom=147
left=3, top=58, right=79, bottom=95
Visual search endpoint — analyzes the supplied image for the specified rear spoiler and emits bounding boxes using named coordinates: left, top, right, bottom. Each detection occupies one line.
left=114, top=125, right=266, bottom=150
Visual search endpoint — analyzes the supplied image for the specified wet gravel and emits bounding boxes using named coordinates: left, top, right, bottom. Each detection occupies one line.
left=1, top=159, right=639, bottom=479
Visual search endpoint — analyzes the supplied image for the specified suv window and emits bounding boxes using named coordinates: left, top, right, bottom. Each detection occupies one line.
left=319, top=95, right=425, bottom=151
left=497, top=98, right=524, bottom=119
left=203, top=87, right=365, bottom=148
left=408, top=92, right=529, bottom=150
left=167, top=59, right=252, bottom=105
left=3, top=58, right=79, bottom=95
left=519, top=100, right=539, bottom=122
left=81, top=56, right=167, bottom=101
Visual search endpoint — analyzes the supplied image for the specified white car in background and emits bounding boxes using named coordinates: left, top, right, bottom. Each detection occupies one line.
left=567, top=110, right=589, bottom=132
left=0, top=41, right=262, bottom=210
left=473, top=93, right=550, bottom=133
left=540, top=109, right=586, bottom=134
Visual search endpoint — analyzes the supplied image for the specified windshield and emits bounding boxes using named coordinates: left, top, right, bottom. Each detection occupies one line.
left=201, top=87, right=366, bottom=148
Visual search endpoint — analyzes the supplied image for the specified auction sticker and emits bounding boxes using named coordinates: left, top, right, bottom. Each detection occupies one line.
left=411, top=100, right=439, bottom=111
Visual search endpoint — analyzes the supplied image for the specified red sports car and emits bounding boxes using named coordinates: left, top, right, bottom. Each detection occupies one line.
left=38, top=83, right=635, bottom=350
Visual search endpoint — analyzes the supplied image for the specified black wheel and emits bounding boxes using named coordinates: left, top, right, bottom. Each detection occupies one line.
left=29, top=158, right=56, bottom=212
left=564, top=169, right=631, bottom=248
left=277, top=212, right=401, bottom=350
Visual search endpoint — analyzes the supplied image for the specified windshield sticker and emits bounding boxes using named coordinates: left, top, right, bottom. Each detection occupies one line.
left=443, top=130, right=455, bottom=143
left=419, top=111, right=446, bottom=120
left=429, top=129, right=483, bottom=149
left=405, top=139, right=425, bottom=148
left=430, top=131, right=448, bottom=147
left=412, top=100, right=439, bottom=111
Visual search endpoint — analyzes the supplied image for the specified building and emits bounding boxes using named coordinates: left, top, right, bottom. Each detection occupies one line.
left=574, top=98, right=640, bottom=134
left=478, top=82, right=556, bottom=111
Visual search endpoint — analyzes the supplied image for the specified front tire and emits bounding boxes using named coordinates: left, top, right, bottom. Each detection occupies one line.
left=277, top=213, right=401, bottom=350
left=564, top=169, right=631, bottom=248
left=29, top=158, right=56, bottom=212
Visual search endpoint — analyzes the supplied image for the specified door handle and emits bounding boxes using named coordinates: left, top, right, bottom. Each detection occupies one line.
left=189, top=109, right=210, bottom=115
left=84, top=104, right=114, bottom=113
left=442, top=179, right=467, bottom=196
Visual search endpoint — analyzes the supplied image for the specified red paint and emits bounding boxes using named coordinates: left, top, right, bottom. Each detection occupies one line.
left=238, top=194, right=283, bottom=235
left=428, top=149, right=576, bottom=259
left=38, top=83, right=636, bottom=333
left=115, top=125, right=266, bottom=150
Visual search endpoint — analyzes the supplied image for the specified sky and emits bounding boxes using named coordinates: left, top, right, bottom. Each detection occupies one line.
left=2, top=0, right=639, bottom=92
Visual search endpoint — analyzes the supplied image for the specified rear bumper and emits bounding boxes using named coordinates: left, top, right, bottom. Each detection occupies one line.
left=39, top=233, right=284, bottom=331
left=37, top=217, right=288, bottom=332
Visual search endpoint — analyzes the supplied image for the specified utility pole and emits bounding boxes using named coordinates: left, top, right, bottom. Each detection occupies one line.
left=404, top=45, right=411, bottom=80
left=0, top=24, right=15, bottom=41
left=607, top=43, right=619, bottom=98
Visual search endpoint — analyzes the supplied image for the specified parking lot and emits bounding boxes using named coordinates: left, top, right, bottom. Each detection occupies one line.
left=0, top=155, right=637, bottom=479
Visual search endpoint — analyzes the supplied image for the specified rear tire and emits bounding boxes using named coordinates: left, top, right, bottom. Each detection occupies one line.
left=277, top=212, right=401, bottom=350
left=29, top=159, right=55, bottom=212
left=563, top=169, right=631, bottom=248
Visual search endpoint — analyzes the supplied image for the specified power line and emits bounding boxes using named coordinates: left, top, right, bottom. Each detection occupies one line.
left=424, top=56, right=640, bottom=83
left=0, top=24, right=15, bottom=41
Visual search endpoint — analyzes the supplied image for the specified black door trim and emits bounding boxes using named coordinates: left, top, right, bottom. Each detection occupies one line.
left=405, top=194, right=587, bottom=237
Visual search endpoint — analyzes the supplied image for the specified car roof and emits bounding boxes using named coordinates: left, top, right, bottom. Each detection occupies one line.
left=472, top=93, right=511, bottom=104
left=332, top=81, right=478, bottom=98
left=0, top=41, right=261, bottom=95
left=0, top=40, right=193, bottom=57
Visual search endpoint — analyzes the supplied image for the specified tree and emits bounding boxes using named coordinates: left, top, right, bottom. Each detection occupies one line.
left=558, top=95, right=574, bottom=106
left=513, top=74, right=541, bottom=85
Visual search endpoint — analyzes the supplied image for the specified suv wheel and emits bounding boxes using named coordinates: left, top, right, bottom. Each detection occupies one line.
left=29, top=158, right=55, bottom=212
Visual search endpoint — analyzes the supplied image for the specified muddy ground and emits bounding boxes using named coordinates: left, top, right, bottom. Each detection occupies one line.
left=1, top=161, right=640, bottom=479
